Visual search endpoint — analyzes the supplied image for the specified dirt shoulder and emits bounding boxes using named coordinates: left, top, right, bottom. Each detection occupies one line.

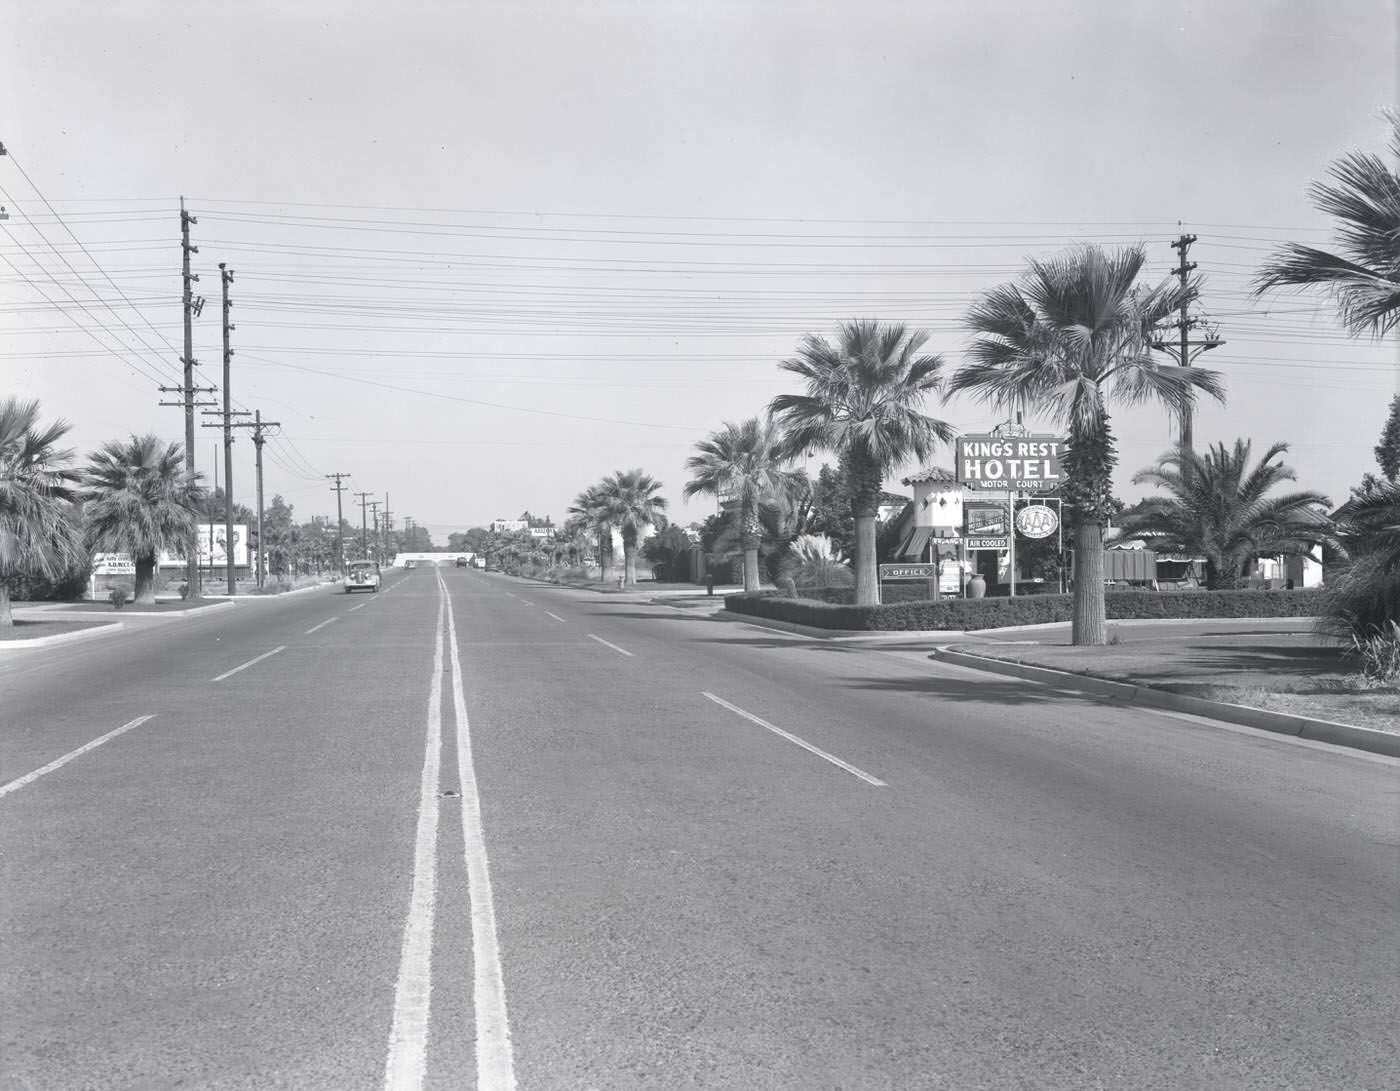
left=948, top=621, right=1399, bottom=734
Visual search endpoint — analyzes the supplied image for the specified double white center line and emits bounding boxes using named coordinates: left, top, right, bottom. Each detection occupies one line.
left=384, top=570, right=515, bottom=1090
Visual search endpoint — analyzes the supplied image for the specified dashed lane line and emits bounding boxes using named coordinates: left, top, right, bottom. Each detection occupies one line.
left=0, top=715, right=156, bottom=799
left=305, top=617, right=340, bottom=635
left=587, top=634, right=633, bottom=657
left=702, top=692, right=887, bottom=787
left=211, top=645, right=287, bottom=683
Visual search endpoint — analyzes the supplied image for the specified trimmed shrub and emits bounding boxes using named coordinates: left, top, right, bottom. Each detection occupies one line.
left=724, top=587, right=1327, bottom=632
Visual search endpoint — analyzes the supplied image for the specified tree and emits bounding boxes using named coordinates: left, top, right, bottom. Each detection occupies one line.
left=1255, top=112, right=1400, bottom=337
left=597, top=469, right=669, bottom=587
left=805, top=463, right=853, bottom=558
left=1117, top=440, right=1332, bottom=590
left=261, top=495, right=297, bottom=577
left=1375, top=394, right=1400, bottom=483
left=769, top=320, right=955, bottom=606
left=1321, top=478, right=1400, bottom=661
left=81, top=434, right=205, bottom=605
left=953, top=245, right=1225, bottom=644
left=568, top=485, right=616, bottom=584
left=683, top=417, right=799, bottom=592
left=0, top=398, right=83, bottom=626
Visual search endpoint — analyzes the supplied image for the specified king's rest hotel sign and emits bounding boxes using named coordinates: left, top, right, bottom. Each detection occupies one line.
left=956, top=435, right=1064, bottom=491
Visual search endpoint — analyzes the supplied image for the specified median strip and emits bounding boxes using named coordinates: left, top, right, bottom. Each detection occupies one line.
left=702, top=693, right=886, bottom=786
left=212, top=645, right=286, bottom=682
left=0, top=715, right=155, bottom=799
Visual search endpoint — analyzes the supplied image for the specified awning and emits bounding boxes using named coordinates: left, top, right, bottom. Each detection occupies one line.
left=896, top=525, right=932, bottom=559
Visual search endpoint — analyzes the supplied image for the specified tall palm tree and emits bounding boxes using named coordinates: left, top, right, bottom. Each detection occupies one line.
left=952, top=245, right=1226, bottom=644
left=0, top=398, right=83, bottom=626
left=1117, top=440, right=1332, bottom=590
left=81, top=434, right=206, bottom=605
left=684, top=417, right=801, bottom=592
left=597, top=469, right=668, bottom=587
left=568, top=484, right=617, bottom=584
left=769, top=320, right=955, bottom=606
left=1255, top=113, right=1400, bottom=336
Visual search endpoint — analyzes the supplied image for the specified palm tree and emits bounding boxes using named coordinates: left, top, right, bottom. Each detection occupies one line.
left=1117, top=440, right=1332, bottom=590
left=684, top=417, right=801, bottom=592
left=568, top=484, right=617, bottom=584
left=769, top=320, right=955, bottom=606
left=81, top=434, right=205, bottom=605
left=1321, top=477, right=1400, bottom=649
left=0, top=398, right=83, bottom=626
left=952, top=245, right=1226, bottom=644
left=596, top=469, right=668, bottom=587
left=1255, top=113, right=1400, bottom=336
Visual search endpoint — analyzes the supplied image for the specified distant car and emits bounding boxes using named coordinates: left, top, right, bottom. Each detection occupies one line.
left=404, top=560, right=416, bottom=569
left=454, top=557, right=469, bottom=567
left=343, top=561, right=381, bottom=593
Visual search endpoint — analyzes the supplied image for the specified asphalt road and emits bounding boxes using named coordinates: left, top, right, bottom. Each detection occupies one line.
left=2, top=567, right=1397, bottom=1090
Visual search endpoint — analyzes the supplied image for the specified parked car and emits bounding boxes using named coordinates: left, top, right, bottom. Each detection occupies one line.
left=343, top=560, right=381, bottom=593
left=454, top=556, right=469, bottom=567
left=404, top=560, right=416, bottom=569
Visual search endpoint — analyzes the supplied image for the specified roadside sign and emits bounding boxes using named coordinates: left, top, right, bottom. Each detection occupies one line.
left=956, top=434, right=1065, bottom=490
left=1015, top=504, right=1059, bottom=539
left=965, top=537, right=1008, bottom=550
left=879, top=563, right=938, bottom=580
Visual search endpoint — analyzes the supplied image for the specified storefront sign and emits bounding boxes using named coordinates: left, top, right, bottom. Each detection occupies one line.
left=1015, top=503, right=1060, bottom=539
left=879, top=564, right=938, bottom=580
left=965, top=537, right=1008, bottom=550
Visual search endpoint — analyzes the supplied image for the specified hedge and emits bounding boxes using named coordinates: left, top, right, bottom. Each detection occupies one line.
left=724, top=587, right=1327, bottom=632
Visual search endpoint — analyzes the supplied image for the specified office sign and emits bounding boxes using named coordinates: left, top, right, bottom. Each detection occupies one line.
left=957, top=435, right=1065, bottom=490
left=879, top=563, right=938, bottom=580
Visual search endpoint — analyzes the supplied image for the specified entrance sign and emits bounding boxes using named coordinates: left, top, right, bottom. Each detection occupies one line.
left=1015, top=504, right=1059, bottom=539
left=956, top=435, right=1065, bottom=490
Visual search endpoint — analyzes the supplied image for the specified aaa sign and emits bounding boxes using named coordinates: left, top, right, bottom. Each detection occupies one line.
left=956, top=435, right=1064, bottom=490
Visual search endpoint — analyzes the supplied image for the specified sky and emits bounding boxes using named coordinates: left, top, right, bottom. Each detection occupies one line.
left=3, top=0, right=1397, bottom=542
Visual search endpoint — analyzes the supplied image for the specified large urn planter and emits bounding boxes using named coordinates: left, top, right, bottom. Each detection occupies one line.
left=966, top=574, right=987, bottom=599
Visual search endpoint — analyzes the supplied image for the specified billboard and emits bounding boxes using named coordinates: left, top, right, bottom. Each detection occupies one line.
left=956, top=435, right=1064, bottom=491
left=160, top=524, right=249, bottom=567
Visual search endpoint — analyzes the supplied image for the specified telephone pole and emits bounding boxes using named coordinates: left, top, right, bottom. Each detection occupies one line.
left=355, top=492, right=373, bottom=563
left=328, top=474, right=350, bottom=575
left=219, top=264, right=237, bottom=595
left=381, top=493, right=392, bottom=563
left=1151, top=234, right=1224, bottom=469
left=229, top=411, right=279, bottom=588
left=179, top=199, right=205, bottom=597
left=367, top=500, right=382, bottom=563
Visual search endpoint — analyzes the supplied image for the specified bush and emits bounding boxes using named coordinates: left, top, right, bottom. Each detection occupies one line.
left=108, top=586, right=129, bottom=609
left=1346, top=620, right=1400, bottom=685
left=724, top=586, right=1328, bottom=632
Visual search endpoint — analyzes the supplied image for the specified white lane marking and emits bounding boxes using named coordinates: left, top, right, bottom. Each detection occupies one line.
left=518, top=600, right=533, bottom=607
left=702, top=692, right=887, bottom=787
left=545, top=612, right=566, bottom=624
left=211, top=645, right=286, bottom=682
left=445, top=586, right=518, bottom=1090
left=349, top=600, right=369, bottom=611
left=305, top=617, right=340, bottom=635
left=587, top=634, right=633, bottom=657
left=383, top=595, right=446, bottom=1090
left=0, top=715, right=156, bottom=799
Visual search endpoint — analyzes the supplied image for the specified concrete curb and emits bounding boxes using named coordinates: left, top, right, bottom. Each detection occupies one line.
left=0, top=621, right=125, bottom=650
left=933, top=648, right=1400, bottom=759
left=19, top=599, right=239, bottom=622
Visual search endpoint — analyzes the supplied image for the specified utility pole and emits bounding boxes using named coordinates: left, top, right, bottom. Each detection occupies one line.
left=1151, top=234, right=1224, bottom=473
left=179, top=199, right=206, bottom=598
left=219, top=264, right=237, bottom=595
left=367, top=500, right=382, bottom=563
left=356, top=492, right=373, bottom=564
left=327, top=474, right=350, bottom=575
left=382, top=493, right=392, bottom=563
left=229, top=411, right=279, bottom=588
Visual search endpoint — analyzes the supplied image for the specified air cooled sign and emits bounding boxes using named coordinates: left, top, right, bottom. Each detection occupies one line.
left=956, top=435, right=1064, bottom=491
